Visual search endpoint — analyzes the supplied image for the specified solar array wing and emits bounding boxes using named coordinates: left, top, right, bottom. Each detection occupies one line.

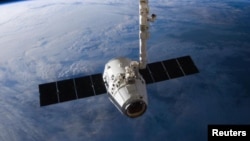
left=39, top=55, right=199, bottom=106
left=139, top=55, right=199, bottom=84
left=39, top=73, right=106, bottom=106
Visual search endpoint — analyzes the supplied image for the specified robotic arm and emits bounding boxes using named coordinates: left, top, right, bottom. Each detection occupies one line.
left=139, top=0, right=156, bottom=69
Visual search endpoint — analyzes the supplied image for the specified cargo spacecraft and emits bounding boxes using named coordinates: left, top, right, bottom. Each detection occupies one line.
left=38, top=0, right=199, bottom=118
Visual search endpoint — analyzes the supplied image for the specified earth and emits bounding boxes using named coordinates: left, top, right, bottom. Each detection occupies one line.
left=0, top=0, right=250, bottom=141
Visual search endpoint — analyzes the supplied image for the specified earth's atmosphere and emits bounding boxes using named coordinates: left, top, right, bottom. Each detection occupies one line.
left=0, top=0, right=250, bottom=141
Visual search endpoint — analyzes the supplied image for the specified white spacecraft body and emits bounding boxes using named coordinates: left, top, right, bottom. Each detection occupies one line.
left=103, top=58, right=148, bottom=118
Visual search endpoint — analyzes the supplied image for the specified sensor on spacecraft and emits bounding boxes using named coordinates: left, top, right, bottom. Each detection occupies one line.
left=38, top=0, right=199, bottom=118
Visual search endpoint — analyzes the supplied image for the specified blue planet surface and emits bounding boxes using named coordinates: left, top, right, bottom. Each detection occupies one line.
left=0, top=0, right=250, bottom=141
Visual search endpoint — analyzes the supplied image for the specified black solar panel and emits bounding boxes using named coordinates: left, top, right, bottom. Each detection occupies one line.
left=139, top=66, right=154, bottom=84
left=74, top=76, right=94, bottom=98
left=140, top=56, right=199, bottom=84
left=57, top=79, right=77, bottom=102
left=91, top=73, right=107, bottom=95
left=39, top=82, right=58, bottom=106
left=147, top=62, right=169, bottom=82
left=177, top=56, right=199, bottom=75
left=162, top=58, right=184, bottom=79
left=39, top=73, right=106, bottom=106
